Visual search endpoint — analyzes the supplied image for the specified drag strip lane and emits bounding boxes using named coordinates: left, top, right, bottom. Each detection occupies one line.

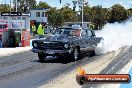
left=0, top=50, right=85, bottom=88
left=0, top=47, right=129, bottom=88
left=0, top=61, right=36, bottom=77
left=0, top=57, right=79, bottom=88
left=0, top=51, right=35, bottom=67
left=38, top=48, right=126, bottom=88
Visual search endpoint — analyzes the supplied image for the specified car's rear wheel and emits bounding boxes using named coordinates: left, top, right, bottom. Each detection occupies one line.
left=38, top=53, right=46, bottom=62
left=70, top=47, right=80, bottom=61
left=89, top=50, right=95, bottom=57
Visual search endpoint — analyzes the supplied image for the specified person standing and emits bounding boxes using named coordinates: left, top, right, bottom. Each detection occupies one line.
left=37, top=23, right=44, bottom=38
left=32, top=24, right=36, bottom=36
left=43, top=24, right=46, bottom=34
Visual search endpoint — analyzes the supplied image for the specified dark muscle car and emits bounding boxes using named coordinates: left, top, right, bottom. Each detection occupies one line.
left=31, top=27, right=103, bottom=62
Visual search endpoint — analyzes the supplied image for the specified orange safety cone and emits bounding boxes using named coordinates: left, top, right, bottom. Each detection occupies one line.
left=77, top=67, right=86, bottom=76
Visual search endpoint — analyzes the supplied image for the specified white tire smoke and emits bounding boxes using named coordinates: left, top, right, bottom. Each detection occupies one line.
left=95, top=20, right=132, bottom=54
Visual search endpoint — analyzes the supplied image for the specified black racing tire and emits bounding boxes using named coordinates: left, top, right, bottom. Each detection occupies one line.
left=70, top=47, right=80, bottom=61
left=89, top=50, right=95, bottom=57
left=38, top=53, right=47, bottom=62
left=76, top=75, right=86, bottom=85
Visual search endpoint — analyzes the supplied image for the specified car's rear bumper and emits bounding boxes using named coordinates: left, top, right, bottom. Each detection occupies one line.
left=31, top=48, right=72, bottom=56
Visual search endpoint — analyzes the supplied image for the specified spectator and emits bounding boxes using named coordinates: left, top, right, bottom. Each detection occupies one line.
left=37, top=23, right=44, bottom=38
left=32, top=24, right=36, bottom=36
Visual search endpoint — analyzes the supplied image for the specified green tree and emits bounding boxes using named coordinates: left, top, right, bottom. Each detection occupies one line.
left=127, top=8, right=132, bottom=18
left=76, top=0, right=91, bottom=22
left=101, top=8, right=110, bottom=23
left=0, top=4, right=10, bottom=12
left=109, top=4, right=128, bottom=23
left=60, top=6, right=77, bottom=22
left=87, top=5, right=105, bottom=30
left=83, top=5, right=92, bottom=22
left=36, top=1, right=50, bottom=9
left=92, top=6, right=109, bottom=29
left=48, top=8, right=64, bottom=28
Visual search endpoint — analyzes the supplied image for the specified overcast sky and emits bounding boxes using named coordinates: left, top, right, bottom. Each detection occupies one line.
left=0, top=0, right=132, bottom=9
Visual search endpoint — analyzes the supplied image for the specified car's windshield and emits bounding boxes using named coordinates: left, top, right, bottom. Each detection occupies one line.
left=55, top=28, right=73, bottom=35
left=55, top=28, right=81, bottom=37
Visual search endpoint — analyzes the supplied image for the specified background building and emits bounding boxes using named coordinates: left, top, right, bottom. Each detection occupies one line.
left=30, top=8, right=49, bottom=27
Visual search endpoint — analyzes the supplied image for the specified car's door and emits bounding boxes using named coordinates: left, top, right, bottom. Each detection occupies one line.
left=80, top=29, right=91, bottom=52
left=82, top=29, right=96, bottom=49
left=86, top=30, right=97, bottom=48
left=73, top=29, right=84, bottom=49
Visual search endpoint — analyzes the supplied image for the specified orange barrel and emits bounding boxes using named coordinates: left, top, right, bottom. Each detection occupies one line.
left=22, top=30, right=30, bottom=47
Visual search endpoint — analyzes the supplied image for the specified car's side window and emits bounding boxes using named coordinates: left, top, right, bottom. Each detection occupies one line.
left=87, top=30, right=92, bottom=37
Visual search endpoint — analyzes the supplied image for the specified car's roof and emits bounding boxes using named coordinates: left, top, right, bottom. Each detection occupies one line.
left=58, top=27, right=82, bottom=30
left=58, top=27, right=72, bottom=29
left=58, top=27, right=92, bottom=31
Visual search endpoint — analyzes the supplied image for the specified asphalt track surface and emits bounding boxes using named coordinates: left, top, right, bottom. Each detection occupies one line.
left=82, top=47, right=132, bottom=88
left=0, top=47, right=131, bottom=88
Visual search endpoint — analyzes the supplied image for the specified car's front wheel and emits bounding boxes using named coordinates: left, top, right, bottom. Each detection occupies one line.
left=38, top=53, right=46, bottom=62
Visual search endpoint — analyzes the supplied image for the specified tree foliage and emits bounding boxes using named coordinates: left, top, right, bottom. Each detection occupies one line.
left=48, top=8, right=64, bottom=28
left=36, top=1, right=50, bottom=9
left=0, top=4, right=10, bottom=12
left=60, top=6, right=77, bottom=22
left=80, top=4, right=129, bottom=29
left=127, top=8, right=132, bottom=18
left=109, top=4, right=128, bottom=23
